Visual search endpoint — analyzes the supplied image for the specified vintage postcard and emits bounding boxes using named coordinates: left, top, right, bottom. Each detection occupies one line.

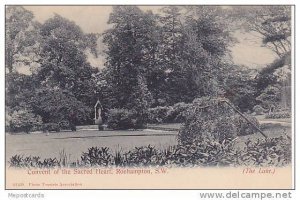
left=5, top=5, right=294, bottom=189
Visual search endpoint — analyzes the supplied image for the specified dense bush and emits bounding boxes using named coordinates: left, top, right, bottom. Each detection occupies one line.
left=148, top=106, right=171, bottom=123
left=29, top=87, right=92, bottom=125
left=81, top=147, right=112, bottom=167
left=256, top=85, right=281, bottom=110
left=157, top=138, right=239, bottom=167
left=147, top=102, right=191, bottom=124
left=239, top=135, right=292, bottom=166
left=253, top=105, right=265, bottom=115
left=9, top=109, right=43, bottom=133
left=42, top=123, right=61, bottom=132
left=178, top=97, right=237, bottom=144
left=9, top=155, right=60, bottom=168
left=59, top=120, right=71, bottom=130
left=234, top=115, right=260, bottom=136
left=41, top=121, right=75, bottom=132
left=123, top=145, right=164, bottom=167
left=168, top=102, right=191, bottom=123
left=178, top=97, right=261, bottom=143
left=266, top=111, right=291, bottom=119
left=107, top=109, right=139, bottom=130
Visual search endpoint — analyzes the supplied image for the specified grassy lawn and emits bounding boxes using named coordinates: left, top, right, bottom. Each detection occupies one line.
left=237, top=125, right=291, bottom=141
left=6, top=129, right=178, bottom=163
left=147, top=123, right=183, bottom=131
left=255, top=115, right=292, bottom=124
left=6, top=122, right=291, bottom=164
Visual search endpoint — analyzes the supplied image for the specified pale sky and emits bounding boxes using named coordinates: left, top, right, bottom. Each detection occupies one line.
left=23, top=5, right=277, bottom=70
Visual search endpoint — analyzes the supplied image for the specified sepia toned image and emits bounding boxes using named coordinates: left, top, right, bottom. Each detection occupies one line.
left=5, top=5, right=293, bottom=189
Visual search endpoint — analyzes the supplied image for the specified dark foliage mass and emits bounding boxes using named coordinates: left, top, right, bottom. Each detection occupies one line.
left=6, top=6, right=291, bottom=131
left=178, top=97, right=261, bottom=144
left=6, top=6, right=292, bottom=169
left=101, top=5, right=235, bottom=112
left=106, top=109, right=141, bottom=130
left=9, top=95, right=291, bottom=168
left=6, top=8, right=98, bottom=132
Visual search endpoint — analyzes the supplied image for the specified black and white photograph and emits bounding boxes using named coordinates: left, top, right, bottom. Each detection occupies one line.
left=4, top=4, right=294, bottom=189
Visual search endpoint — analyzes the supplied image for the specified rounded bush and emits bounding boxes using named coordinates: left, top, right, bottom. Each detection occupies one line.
left=147, top=102, right=191, bottom=124
left=178, top=97, right=237, bottom=144
left=9, top=109, right=43, bottom=133
left=107, top=109, right=138, bottom=130
left=168, top=102, right=191, bottom=123
left=147, top=106, right=171, bottom=124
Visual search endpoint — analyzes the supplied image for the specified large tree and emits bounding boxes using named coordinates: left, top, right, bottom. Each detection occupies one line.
left=5, top=6, right=42, bottom=119
left=36, top=14, right=98, bottom=108
left=176, top=6, right=234, bottom=98
left=103, top=6, right=234, bottom=108
left=154, top=6, right=191, bottom=105
left=103, top=6, right=159, bottom=109
left=7, top=13, right=100, bottom=125
left=151, top=6, right=234, bottom=105
left=5, top=6, right=41, bottom=74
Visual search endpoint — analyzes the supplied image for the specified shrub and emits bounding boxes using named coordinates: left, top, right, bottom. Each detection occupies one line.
left=42, top=123, right=60, bottom=132
left=147, top=103, right=191, bottom=124
left=58, top=120, right=71, bottom=130
left=168, top=102, right=191, bottom=123
left=256, top=85, right=281, bottom=110
left=214, top=117, right=238, bottom=141
left=81, top=147, right=112, bottom=167
left=178, top=97, right=237, bottom=144
left=238, top=135, right=291, bottom=166
left=166, top=138, right=239, bottom=167
left=266, top=111, right=291, bottom=119
left=9, top=155, right=60, bottom=168
left=147, top=106, right=171, bottom=123
left=41, top=121, right=76, bottom=132
left=107, top=109, right=139, bottom=130
left=253, top=105, right=265, bottom=115
left=123, top=145, right=165, bottom=167
left=30, top=87, right=92, bottom=125
left=234, top=115, right=260, bottom=136
left=9, top=109, right=43, bottom=133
